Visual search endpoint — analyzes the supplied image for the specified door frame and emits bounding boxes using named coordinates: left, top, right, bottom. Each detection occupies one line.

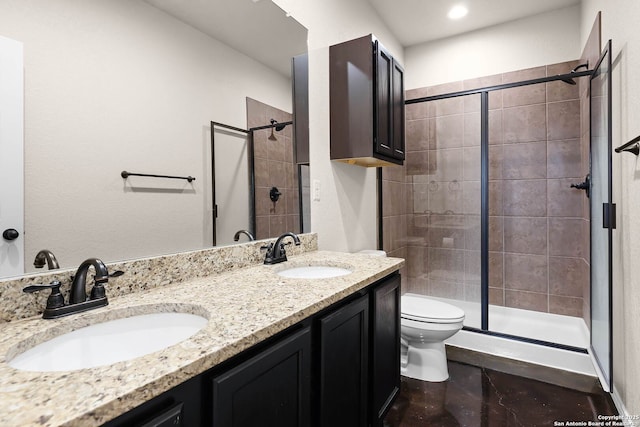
left=0, top=36, right=24, bottom=278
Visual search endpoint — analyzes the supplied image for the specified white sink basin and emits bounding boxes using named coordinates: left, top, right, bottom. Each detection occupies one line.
left=277, top=265, right=352, bottom=279
left=8, top=312, right=208, bottom=372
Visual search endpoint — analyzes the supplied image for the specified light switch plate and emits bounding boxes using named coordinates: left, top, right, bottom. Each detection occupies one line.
left=313, top=179, right=320, bottom=201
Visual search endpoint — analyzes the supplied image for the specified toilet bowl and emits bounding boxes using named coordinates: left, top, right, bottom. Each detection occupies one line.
left=401, top=293, right=465, bottom=382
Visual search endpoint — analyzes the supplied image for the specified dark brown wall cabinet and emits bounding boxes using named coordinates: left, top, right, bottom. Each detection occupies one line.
left=104, top=273, right=400, bottom=427
left=330, top=34, right=405, bottom=167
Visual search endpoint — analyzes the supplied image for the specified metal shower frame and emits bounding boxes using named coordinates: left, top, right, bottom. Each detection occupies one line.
left=378, top=67, right=594, bottom=353
left=210, top=119, right=294, bottom=246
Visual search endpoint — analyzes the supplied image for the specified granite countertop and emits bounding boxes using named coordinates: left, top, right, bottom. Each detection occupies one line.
left=0, top=250, right=403, bottom=427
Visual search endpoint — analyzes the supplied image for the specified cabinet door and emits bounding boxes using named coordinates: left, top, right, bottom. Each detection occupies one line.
left=318, top=294, right=369, bottom=427
left=102, top=376, right=202, bottom=427
left=371, top=274, right=401, bottom=425
left=374, top=41, right=394, bottom=160
left=211, top=327, right=311, bottom=427
left=391, top=60, right=405, bottom=161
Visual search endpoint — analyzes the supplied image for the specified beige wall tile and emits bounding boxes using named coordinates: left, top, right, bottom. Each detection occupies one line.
left=503, top=104, right=547, bottom=143
left=549, top=218, right=586, bottom=257
left=502, top=141, right=547, bottom=179
left=549, top=256, right=588, bottom=298
left=505, top=289, right=548, bottom=312
left=547, top=178, right=585, bottom=217
left=548, top=100, right=581, bottom=141
left=504, top=217, right=548, bottom=255
left=503, top=179, right=547, bottom=216
left=504, top=253, right=548, bottom=293
left=547, top=139, right=583, bottom=178
left=549, top=295, right=583, bottom=317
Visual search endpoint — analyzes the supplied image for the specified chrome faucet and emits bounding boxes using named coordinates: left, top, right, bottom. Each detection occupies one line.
left=33, top=249, right=60, bottom=270
left=233, top=229, right=255, bottom=242
left=23, top=257, right=122, bottom=319
left=263, top=232, right=301, bottom=264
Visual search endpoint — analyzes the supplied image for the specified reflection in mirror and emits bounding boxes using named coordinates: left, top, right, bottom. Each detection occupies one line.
left=299, top=165, right=312, bottom=233
left=211, top=125, right=251, bottom=247
left=248, top=98, right=299, bottom=240
left=0, top=0, right=308, bottom=279
left=213, top=97, right=310, bottom=246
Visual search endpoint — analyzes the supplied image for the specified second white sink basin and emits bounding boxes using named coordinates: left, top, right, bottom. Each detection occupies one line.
left=8, top=312, right=208, bottom=372
left=277, top=265, right=353, bottom=279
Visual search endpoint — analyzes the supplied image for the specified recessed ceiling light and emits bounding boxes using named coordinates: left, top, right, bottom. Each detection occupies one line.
left=448, top=4, right=468, bottom=20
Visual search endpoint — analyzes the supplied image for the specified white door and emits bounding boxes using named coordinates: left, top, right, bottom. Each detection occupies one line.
left=0, top=36, right=24, bottom=278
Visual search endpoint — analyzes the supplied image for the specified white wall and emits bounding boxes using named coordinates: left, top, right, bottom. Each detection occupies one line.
left=0, top=0, right=292, bottom=272
left=273, top=0, right=402, bottom=252
left=274, top=0, right=582, bottom=253
left=405, top=5, right=582, bottom=89
left=580, top=0, right=640, bottom=418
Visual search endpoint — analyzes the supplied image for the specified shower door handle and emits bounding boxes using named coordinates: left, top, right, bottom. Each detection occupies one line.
left=570, top=174, right=590, bottom=198
left=603, top=203, right=617, bottom=229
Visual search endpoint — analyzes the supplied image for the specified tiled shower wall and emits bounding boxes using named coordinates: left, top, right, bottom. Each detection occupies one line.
left=247, top=98, right=300, bottom=240
left=384, top=60, right=590, bottom=318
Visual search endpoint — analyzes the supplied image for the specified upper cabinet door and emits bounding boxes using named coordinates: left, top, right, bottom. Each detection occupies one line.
left=374, top=41, right=394, bottom=159
left=391, top=59, right=405, bottom=160
left=375, top=40, right=405, bottom=162
left=374, top=40, right=404, bottom=160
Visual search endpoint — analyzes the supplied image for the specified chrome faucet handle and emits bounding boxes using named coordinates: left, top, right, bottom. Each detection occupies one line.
left=23, top=281, right=65, bottom=310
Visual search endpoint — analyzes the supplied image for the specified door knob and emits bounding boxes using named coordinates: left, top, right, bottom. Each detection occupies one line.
left=2, top=228, right=20, bottom=241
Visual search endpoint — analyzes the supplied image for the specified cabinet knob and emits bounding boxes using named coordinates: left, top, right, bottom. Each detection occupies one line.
left=2, top=228, right=19, bottom=241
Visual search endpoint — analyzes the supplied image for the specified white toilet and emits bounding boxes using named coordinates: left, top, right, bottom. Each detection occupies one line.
left=401, top=293, right=465, bottom=382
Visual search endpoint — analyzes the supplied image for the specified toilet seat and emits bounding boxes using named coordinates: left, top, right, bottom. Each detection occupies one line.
left=401, top=294, right=465, bottom=324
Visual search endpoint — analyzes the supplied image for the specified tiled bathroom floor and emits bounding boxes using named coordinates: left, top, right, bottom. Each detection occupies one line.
left=385, top=359, right=618, bottom=427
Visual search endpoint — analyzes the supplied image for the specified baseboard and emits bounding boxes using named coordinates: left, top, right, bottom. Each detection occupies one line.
left=612, top=386, right=637, bottom=427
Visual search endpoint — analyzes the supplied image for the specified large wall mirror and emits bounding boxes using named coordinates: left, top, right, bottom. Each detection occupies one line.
left=0, top=0, right=308, bottom=279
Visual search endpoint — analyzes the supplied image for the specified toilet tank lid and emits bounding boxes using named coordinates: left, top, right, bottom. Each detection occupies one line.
left=401, top=294, right=465, bottom=322
left=357, top=249, right=387, bottom=257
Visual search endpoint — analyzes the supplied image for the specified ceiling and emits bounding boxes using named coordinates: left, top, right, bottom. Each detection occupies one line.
left=366, top=0, right=581, bottom=47
left=144, top=0, right=307, bottom=77
left=143, top=0, right=581, bottom=75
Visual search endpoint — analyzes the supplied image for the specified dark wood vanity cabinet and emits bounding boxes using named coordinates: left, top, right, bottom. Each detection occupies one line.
left=317, top=273, right=400, bottom=427
left=330, top=34, right=405, bottom=167
left=370, top=274, right=401, bottom=426
left=317, top=294, right=370, bottom=427
left=211, top=327, right=311, bottom=427
left=102, top=374, right=203, bottom=427
left=103, top=273, right=400, bottom=427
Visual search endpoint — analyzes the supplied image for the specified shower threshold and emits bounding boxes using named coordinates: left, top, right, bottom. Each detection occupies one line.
left=429, top=297, right=596, bottom=377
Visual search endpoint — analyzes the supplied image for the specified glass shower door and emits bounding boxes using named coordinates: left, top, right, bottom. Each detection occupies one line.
left=590, top=40, right=613, bottom=392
